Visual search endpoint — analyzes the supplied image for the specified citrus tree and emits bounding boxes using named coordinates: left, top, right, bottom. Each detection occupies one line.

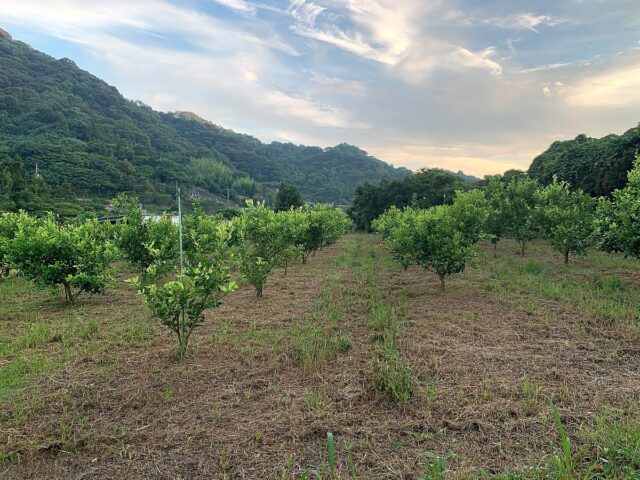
left=483, top=175, right=509, bottom=251
left=10, top=214, right=117, bottom=303
left=373, top=206, right=420, bottom=270
left=131, top=218, right=237, bottom=360
left=300, top=205, right=352, bottom=263
left=275, top=207, right=308, bottom=276
left=374, top=191, right=488, bottom=291
left=0, top=212, right=19, bottom=278
left=234, top=201, right=288, bottom=297
left=594, top=155, right=640, bottom=258
left=503, top=177, right=541, bottom=256
left=537, top=179, right=595, bottom=264
left=112, top=193, right=178, bottom=274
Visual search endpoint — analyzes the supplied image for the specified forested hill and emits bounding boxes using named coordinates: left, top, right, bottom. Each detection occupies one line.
left=0, top=31, right=409, bottom=212
left=528, top=126, right=640, bottom=197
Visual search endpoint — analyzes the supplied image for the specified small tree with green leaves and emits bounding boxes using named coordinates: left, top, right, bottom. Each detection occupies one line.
left=130, top=219, right=237, bottom=360
left=112, top=193, right=178, bottom=274
left=275, top=207, right=308, bottom=276
left=594, top=155, right=640, bottom=258
left=299, top=205, right=352, bottom=263
left=10, top=214, right=117, bottom=303
left=483, top=175, right=508, bottom=251
left=234, top=201, right=288, bottom=297
left=0, top=212, right=19, bottom=278
left=503, top=177, right=541, bottom=256
left=537, top=179, right=595, bottom=264
left=274, top=182, right=305, bottom=212
left=374, top=191, right=488, bottom=291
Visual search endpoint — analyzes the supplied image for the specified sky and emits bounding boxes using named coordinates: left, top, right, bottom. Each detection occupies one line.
left=1, top=0, right=639, bottom=176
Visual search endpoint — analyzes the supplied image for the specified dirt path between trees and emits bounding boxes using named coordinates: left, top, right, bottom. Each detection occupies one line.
left=2, top=235, right=639, bottom=479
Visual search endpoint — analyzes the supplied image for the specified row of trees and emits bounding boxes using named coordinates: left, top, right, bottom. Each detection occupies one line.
left=0, top=199, right=352, bottom=358
left=374, top=157, right=640, bottom=290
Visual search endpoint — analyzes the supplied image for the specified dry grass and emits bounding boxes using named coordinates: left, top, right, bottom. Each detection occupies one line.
left=1, top=235, right=639, bottom=479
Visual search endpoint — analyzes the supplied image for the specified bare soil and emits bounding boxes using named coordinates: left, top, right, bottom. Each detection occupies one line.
left=2, top=235, right=639, bottom=479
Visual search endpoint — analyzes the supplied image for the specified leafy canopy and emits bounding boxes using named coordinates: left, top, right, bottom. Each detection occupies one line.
left=374, top=190, right=488, bottom=291
left=131, top=211, right=237, bottom=359
left=9, top=213, right=117, bottom=302
left=594, top=155, right=640, bottom=259
left=537, top=179, right=595, bottom=264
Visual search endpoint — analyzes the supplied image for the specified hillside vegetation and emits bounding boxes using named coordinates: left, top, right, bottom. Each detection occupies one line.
left=0, top=32, right=409, bottom=212
left=528, top=126, right=640, bottom=196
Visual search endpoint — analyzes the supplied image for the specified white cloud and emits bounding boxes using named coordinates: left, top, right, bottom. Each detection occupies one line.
left=565, top=62, right=640, bottom=107
left=453, top=46, right=503, bottom=76
left=260, top=90, right=352, bottom=128
left=369, top=141, right=535, bottom=176
left=288, top=0, right=326, bottom=25
left=0, top=0, right=298, bottom=55
left=452, top=11, right=564, bottom=33
left=308, top=71, right=366, bottom=95
left=289, top=0, right=423, bottom=65
left=2, top=0, right=639, bottom=178
left=211, top=0, right=257, bottom=14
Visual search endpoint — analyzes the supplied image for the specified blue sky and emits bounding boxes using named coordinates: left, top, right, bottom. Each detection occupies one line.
left=1, top=0, right=639, bottom=175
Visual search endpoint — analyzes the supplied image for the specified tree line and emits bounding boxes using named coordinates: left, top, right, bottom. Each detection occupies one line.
left=0, top=198, right=351, bottom=358
left=0, top=34, right=407, bottom=209
left=373, top=156, right=640, bottom=291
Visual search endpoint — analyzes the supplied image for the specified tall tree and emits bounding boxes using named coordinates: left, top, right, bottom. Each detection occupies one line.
left=274, top=182, right=304, bottom=211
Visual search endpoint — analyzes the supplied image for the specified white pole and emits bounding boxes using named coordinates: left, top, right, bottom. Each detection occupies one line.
left=177, top=184, right=184, bottom=277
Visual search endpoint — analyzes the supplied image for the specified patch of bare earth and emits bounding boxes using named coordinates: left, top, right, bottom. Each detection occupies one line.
left=2, top=235, right=639, bottom=479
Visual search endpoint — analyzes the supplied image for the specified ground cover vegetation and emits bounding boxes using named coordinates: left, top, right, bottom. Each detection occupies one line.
left=1, top=159, right=640, bottom=477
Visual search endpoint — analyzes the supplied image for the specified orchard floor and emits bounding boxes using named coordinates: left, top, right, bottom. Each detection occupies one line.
left=1, top=234, right=640, bottom=479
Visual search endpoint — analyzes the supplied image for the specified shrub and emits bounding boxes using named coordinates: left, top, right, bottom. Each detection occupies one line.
left=537, top=179, right=595, bottom=264
left=0, top=212, right=20, bottom=278
left=131, top=219, right=237, bottom=359
left=234, top=201, right=285, bottom=297
left=10, top=214, right=116, bottom=303
left=374, top=191, right=488, bottom=291
left=503, top=177, right=541, bottom=256
left=594, top=155, right=640, bottom=259
left=112, top=193, right=178, bottom=273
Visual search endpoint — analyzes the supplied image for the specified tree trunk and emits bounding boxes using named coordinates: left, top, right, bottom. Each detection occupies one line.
left=520, top=240, right=525, bottom=257
left=178, top=336, right=187, bottom=360
left=283, top=261, right=288, bottom=277
left=256, top=285, right=263, bottom=298
left=63, top=282, right=73, bottom=304
left=439, top=274, right=445, bottom=292
left=564, top=251, right=569, bottom=265
left=177, top=308, right=188, bottom=360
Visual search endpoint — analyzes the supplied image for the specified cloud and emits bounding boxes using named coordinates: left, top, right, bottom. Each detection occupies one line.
left=451, top=11, right=564, bottom=33
left=369, top=141, right=534, bottom=176
left=565, top=61, right=640, bottom=108
left=211, top=0, right=257, bottom=14
left=490, top=13, right=563, bottom=33
left=288, top=0, right=326, bottom=25
left=288, top=0, right=423, bottom=65
left=307, top=71, right=366, bottom=95
left=0, top=0, right=298, bottom=55
left=260, top=90, right=352, bottom=128
left=2, top=0, right=640, bottom=178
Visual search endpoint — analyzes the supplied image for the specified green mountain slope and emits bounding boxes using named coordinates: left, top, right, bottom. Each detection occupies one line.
left=528, top=126, right=640, bottom=197
left=0, top=31, right=409, bottom=212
